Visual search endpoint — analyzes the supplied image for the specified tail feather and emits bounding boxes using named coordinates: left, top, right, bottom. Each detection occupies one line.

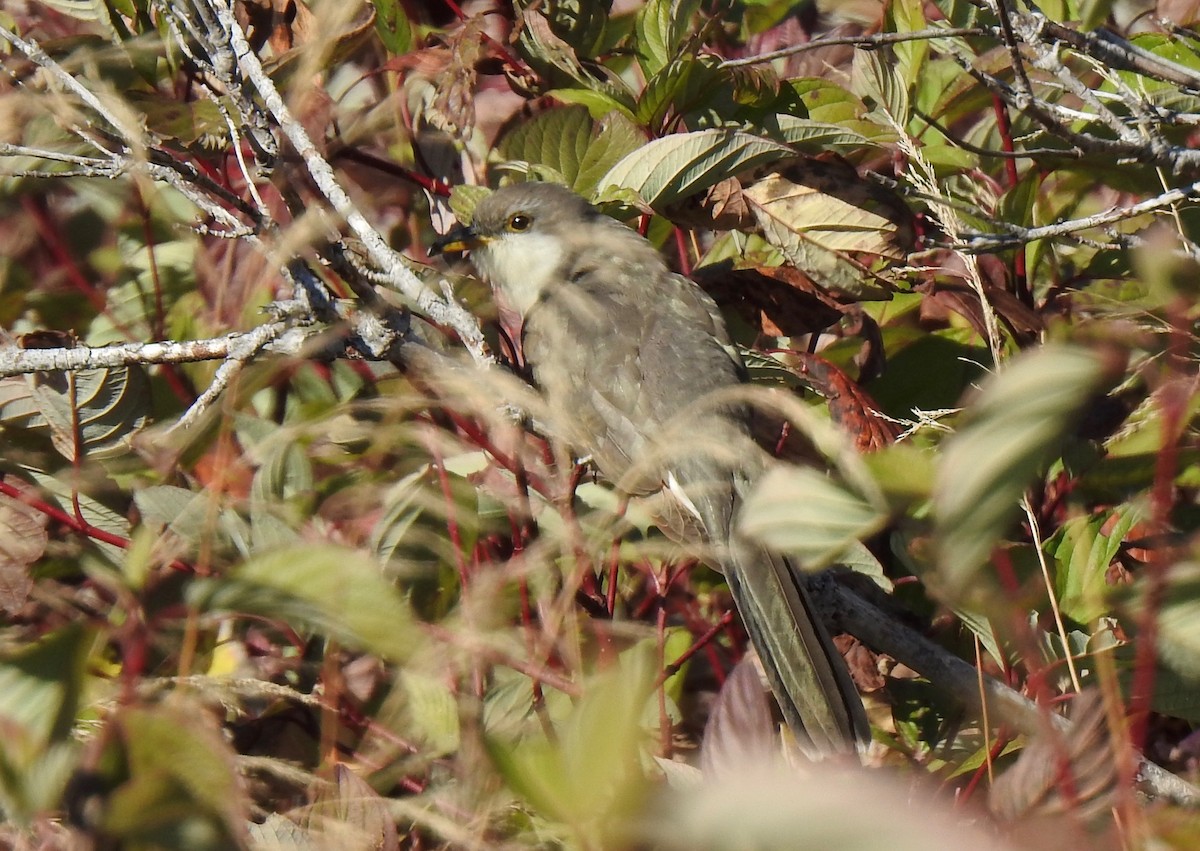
left=672, top=456, right=867, bottom=755
left=724, top=536, right=869, bottom=755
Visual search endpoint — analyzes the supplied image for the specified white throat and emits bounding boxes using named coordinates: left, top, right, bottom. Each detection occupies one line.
left=472, top=231, right=565, bottom=316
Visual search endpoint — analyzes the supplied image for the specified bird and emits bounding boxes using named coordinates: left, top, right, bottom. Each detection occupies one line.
left=432, top=181, right=867, bottom=755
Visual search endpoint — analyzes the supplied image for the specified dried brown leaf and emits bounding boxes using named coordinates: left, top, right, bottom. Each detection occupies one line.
left=694, top=264, right=844, bottom=339
left=792, top=354, right=899, bottom=452
left=303, top=764, right=399, bottom=851
left=0, top=495, right=46, bottom=614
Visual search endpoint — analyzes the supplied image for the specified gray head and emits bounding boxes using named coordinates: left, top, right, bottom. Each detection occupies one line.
left=469, top=182, right=599, bottom=238
left=432, top=182, right=606, bottom=314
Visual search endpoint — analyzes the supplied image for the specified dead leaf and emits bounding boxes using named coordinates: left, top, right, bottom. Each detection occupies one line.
left=791, top=354, right=899, bottom=452
left=742, top=157, right=914, bottom=290
left=427, top=18, right=487, bottom=141
left=670, top=178, right=755, bottom=231
left=0, top=494, right=47, bottom=613
left=833, top=634, right=885, bottom=692
left=694, top=263, right=844, bottom=339
left=302, top=764, right=399, bottom=851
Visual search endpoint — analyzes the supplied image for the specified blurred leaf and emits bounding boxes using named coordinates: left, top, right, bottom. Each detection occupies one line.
left=698, top=655, right=776, bottom=779
left=1152, top=563, right=1200, bottom=683
left=863, top=443, right=935, bottom=507
left=125, top=91, right=227, bottom=147
left=188, top=545, right=419, bottom=661
left=486, top=653, right=653, bottom=834
left=27, top=468, right=129, bottom=564
left=370, top=469, right=427, bottom=563
left=935, top=346, right=1107, bottom=599
left=400, top=670, right=461, bottom=756
left=0, top=624, right=91, bottom=746
left=246, top=813, right=317, bottom=849
left=989, top=689, right=1118, bottom=824
left=597, top=129, right=792, bottom=209
left=89, top=238, right=196, bottom=345
left=303, top=765, right=398, bottom=851
left=0, top=494, right=47, bottom=613
left=371, top=0, right=411, bottom=54
left=251, top=440, right=313, bottom=504
left=740, top=466, right=887, bottom=570
left=31, top=0, right=107, bottom=21
left=104, top=699, right=246, bottom=848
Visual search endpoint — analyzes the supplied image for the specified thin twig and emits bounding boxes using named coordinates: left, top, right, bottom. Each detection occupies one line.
left=720, top=26, right=988, bottom=68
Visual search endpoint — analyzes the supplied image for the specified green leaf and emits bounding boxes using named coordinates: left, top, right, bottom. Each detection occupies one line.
left=576, top=111, right=645, bottom=194
left=499, top=106, right=644, bottom=195
left=188, top=545, right=419, bottom=660
left=1048, top=505, right=1141, bottom=624
left=27, top=468, right=130, bottom=564
left=596, top=129, right=793, bottom=209
left=634, top=0, right=701, bottom=76
left=888, top=0, right=929, bottom=91
left=25, top=364, right=150, bottom=460
left=548, top=87, right=637, bottom=120
left=449, top=184, right=492, bottom=225
left=486, top=654, right=652, bottom=833
left=853, top=49, right=909, bottom=124
left=740, top=466, right=887, bottom=570
left=758, top=115, right=873, bottom=150
left=104, top=699, right=245, bottom=847
left=371, top=0, right=412, bottom=54
left=400, top=670, right=461, bottom=756
left=1142, top=563, right=1200, bottom=685
left=516, top=7, right=633, bottom=108
left=0, top=624, right=92, bottom=746
left=635, top=54, right=723, bottom=129
left=791, top=78, right=869, bottom=126
left=934, top=346, right=1108, bottom=599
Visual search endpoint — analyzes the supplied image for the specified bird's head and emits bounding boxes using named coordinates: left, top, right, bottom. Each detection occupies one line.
left=431, top=182, right=600, bottom=315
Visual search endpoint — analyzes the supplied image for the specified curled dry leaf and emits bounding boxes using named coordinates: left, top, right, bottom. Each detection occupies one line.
left=694, top=263, right=844, bottom=339
left=0, top=494, right=47, bottom=614
left=791, top=353, right=899, bottom=452
left=428, top=17, right=487, bottom=141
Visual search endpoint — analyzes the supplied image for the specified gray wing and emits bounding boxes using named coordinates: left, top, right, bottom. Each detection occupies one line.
left=523, top=251, right=744, bottom=502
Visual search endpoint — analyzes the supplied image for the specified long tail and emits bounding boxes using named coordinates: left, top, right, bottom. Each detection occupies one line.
left=723, top=533, right=869, bottom=755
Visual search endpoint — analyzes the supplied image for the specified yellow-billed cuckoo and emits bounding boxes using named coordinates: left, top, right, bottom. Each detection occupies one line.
left=432, top=182, right=867, bottom=754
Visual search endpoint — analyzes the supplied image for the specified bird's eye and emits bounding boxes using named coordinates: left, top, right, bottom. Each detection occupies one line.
left=507, top=213, right=532, bottom=232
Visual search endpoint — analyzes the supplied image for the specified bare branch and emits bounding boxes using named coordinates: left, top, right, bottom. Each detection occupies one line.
left=720, top=26, right=989, bottom=69
left=958, top=179, right=1200, bottom=250
left=192, top=0, right=490, bottom=364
